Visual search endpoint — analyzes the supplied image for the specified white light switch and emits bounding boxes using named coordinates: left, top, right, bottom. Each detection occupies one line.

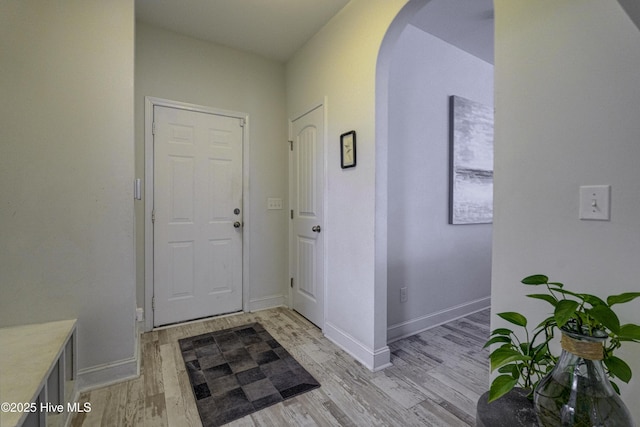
left=579, top=185, right=610, bottom=221
left=267, top=198, right=283, bottom=210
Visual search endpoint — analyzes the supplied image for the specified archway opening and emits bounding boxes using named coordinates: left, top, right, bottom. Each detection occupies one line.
left=375, top=0, right=494, bottom=349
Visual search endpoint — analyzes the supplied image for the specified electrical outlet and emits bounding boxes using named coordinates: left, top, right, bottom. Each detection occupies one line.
left=136, top=307, right=144, bottom=322
left=267, top=197, right=283, bottom=210
left=400, top=287, right=408, bottom=303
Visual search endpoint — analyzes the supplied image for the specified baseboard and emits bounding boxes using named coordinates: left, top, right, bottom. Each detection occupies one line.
left=76, top=354, right=139, bottom=392
left=324, top=321, right=392, bottom=372
left=387, top=296, right=491, bottom=343
left=247, top=294, right=286, bottom=312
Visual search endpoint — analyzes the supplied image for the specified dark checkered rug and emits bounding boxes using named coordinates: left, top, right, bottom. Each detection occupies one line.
left=179, top=323, right=320, bottom=426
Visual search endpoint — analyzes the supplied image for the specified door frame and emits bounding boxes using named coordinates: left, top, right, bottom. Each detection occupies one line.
left=288, top=98, right=328, bottom=330
left=144, top=96, right=251, bottom=331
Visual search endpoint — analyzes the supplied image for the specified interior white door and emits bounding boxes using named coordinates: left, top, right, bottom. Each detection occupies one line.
left=290, top=105, right=324, bottom=328
left=153, top=106, right=243, bottom=326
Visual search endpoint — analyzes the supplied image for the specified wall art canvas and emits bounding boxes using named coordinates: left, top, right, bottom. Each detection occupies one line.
left=449, top=95, right=494, bottom=224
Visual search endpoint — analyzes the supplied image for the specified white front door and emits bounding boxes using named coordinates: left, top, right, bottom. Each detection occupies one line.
left=153, top=105, right=243, bottom=326
left=290, top=105, right=324, bottom=328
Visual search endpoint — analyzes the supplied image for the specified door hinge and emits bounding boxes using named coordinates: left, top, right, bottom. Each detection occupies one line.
left=239, top=118, right=246, bottom=128
left=152, top=296, right=155, bottom=311
left=151, top=209, right=155, bottom=223
left=289, top=140, right=293, bottom=151
left=290, top=209, right=294, bottom=219
left=152, top=122, right=156, bottom=135
left=290, top=278, right=294, bottom=288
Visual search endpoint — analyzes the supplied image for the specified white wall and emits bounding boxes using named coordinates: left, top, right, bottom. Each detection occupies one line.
left=287, top=0, right=408, bottom=369
left=387, top=25, right=492, bottom=340
left=493, top=0, right=640, bottom=420
left=0, top=0, right=137, bottom=387
left=135, top=23, right=289, bottom=316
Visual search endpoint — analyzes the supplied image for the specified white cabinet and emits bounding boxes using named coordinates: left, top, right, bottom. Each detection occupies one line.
left=0, top=320, right=77, bottom=427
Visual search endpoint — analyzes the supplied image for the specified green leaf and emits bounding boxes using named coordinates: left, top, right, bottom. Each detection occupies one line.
left=521, top=275, right=548, bottom=285
left=509, top=364, right=521, bottom=379
left=490, top=328, right=513, bottom=336
left=580, top=293, right=607, bottom=307
left=490, top=347, right=532, bottom=372
left=526, top=293, right=558, bottom=307
left=497, top=364, right=516, bottom=374
left=611, top=380, right=621, bottom=395
left=618, top=324, right=640, bottom=341
left=548, top=282, right=564, bottom=289
left=554, top=299, right=580, bottom=327
left=535, top=315, right=557, bottom=330
left=553, top=288, right=582, bottom=299
left=498, top=312, right=528, bottom=327
left=497, top=364, right=522, bottom=381
left=537, top=355, right=556, bottom=372
left=604, top=356, right=632, bottom=383
left=488, top=375, right=519, bottom=403
left=588, top=305, right=620, bottom=335
left=532, top=343, right=551, bottom=362
left=607, top=292, right=640, bottom=306
left=483, top=336, right=512, bottom=348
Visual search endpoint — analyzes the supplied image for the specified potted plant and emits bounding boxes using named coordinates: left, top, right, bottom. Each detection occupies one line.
left=484, top=274, right=640, bottom=426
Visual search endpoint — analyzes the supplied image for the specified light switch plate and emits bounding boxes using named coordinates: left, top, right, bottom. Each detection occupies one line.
left=267, top=198, right=283, bottom=210
left=579, top=185, right=610, bottom=221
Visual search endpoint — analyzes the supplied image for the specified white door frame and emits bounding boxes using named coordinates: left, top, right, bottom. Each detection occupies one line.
left=144, top=96, right=251, bottom=331
left=288, top=98, right=329, bottom=330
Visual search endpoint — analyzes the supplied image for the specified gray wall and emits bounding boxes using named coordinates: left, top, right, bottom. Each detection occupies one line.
left=0, top=0, right=137, bottom=386
left=135, top=23, right=289, bottom=317
left=287, top=0, right=409, bottom=369
left=387, top=24, right=493, bottom=340
left=493, top=0, right=640, bottom=419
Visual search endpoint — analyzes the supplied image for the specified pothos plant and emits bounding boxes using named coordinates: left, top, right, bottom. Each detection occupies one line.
left=485, top=274, right=640, bottom=403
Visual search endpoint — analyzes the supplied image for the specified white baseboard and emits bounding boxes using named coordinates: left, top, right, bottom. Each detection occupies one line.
left=387, top=297, right=491, bottom=343
left=247, top=294, right=286, bottom=312
left=76, top=355, right=139, bottom=392
left=324, top=322, right=392, bottom=372
left=77, top=322, right=141, bottom=393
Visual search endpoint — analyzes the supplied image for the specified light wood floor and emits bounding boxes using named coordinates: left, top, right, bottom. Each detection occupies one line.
left=71, top=307, right=490, bottom=426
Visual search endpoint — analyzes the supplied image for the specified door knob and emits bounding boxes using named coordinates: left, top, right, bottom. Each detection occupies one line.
left=233, top=221, right=242, bottom=228
left=312, top=225, right=321, bottom=233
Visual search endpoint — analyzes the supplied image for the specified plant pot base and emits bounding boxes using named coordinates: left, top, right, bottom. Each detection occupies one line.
left=476, top=388, right=539, bottom=427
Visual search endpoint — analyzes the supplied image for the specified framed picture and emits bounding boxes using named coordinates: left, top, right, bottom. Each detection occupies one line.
left=340, top=130, right=356, bottom=169
left=449, top=95, right=494, bottom=224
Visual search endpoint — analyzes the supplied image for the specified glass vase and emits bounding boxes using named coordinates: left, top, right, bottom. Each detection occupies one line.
left=533, top=329, right=634, bottom=426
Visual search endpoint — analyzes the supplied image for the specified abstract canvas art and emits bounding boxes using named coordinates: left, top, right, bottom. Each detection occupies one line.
left=449, top=95, right=494, bottom=224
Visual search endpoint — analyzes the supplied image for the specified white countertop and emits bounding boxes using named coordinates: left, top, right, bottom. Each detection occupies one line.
left=0, top=319, right=76, bottom=427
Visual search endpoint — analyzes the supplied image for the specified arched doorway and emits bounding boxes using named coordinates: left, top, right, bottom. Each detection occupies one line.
left=375, top=0, right=494, bottom=350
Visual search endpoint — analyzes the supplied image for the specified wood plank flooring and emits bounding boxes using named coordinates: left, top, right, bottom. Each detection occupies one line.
left=71, top=307, right=490, bottom=426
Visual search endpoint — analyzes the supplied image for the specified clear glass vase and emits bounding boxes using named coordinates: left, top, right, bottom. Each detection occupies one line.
left=533, top=329, right=634, bottom=426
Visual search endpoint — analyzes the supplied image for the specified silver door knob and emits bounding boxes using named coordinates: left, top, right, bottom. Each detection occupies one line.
left=312, top=225, right=321, bottom=233
left=233, top=221, right=242, bottom=228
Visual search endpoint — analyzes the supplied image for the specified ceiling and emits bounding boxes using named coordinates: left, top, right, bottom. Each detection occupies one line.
left=410, top=0, right=494, bottom=64
left=135, top=0, right=350, bottom=63
left=135, top=0, right=494, bottom=64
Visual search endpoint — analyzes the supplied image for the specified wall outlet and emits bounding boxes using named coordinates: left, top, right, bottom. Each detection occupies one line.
left=400, top=287, right=408, bottom=303
left=136, top=307, right=144, bottom=322
left=267, top=197, right=283, bottom=210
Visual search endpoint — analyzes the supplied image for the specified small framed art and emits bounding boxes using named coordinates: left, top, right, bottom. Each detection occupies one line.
left=340, top=130, right=356, bottom=169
